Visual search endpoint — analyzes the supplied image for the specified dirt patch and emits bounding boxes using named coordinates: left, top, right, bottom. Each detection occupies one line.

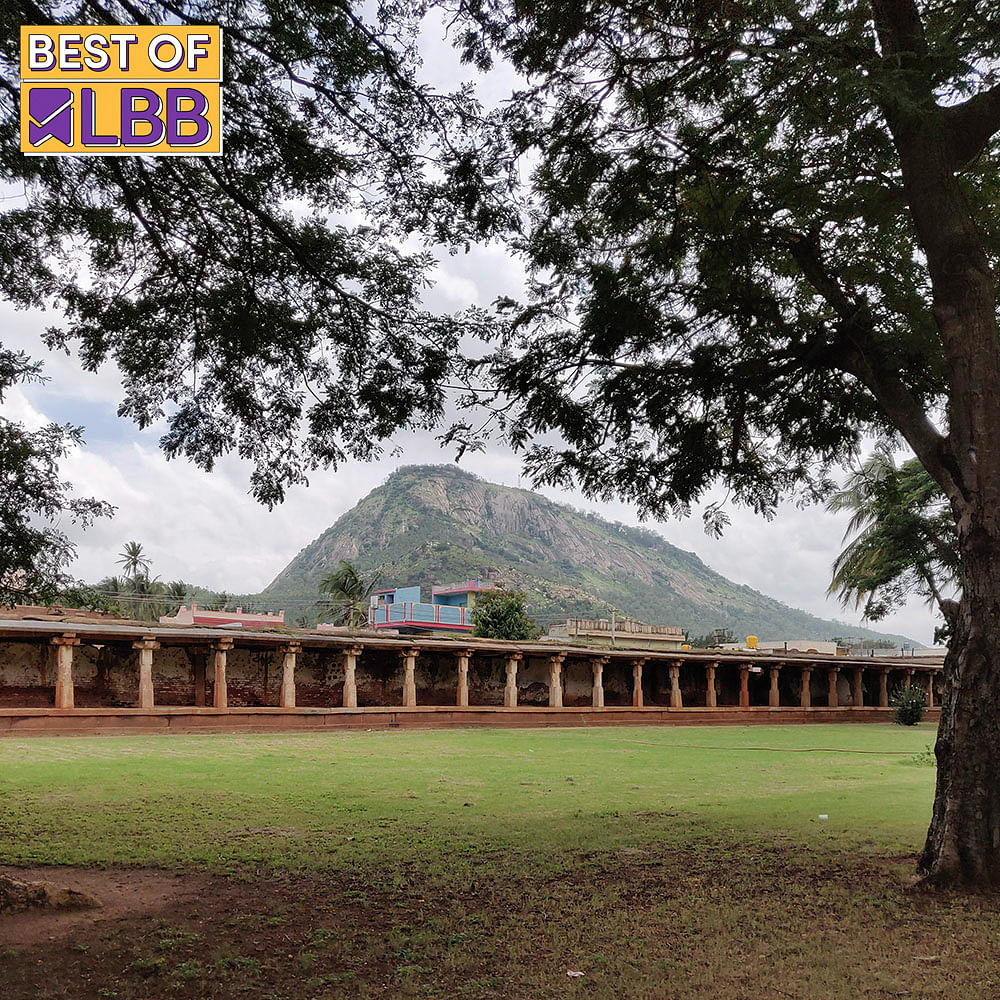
left=0, top=866, right=213, bottom=949
left=2, top=856, right=1000, bottom=1000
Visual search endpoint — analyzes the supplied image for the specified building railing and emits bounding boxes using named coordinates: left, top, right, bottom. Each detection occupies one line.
left=369, top=602, right=471, bottom=630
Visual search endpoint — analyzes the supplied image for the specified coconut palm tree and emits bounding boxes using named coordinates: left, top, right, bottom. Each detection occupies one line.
left=827, top=449, right=959, bottom=626
left=100, top=575, right=126, bottom=600
left=117, top=541, right=151, bottom=582
left=317, top=561, right=381, bottom=628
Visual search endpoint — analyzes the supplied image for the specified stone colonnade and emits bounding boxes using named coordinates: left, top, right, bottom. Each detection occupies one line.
left=31, top=632, right=942, bottom=713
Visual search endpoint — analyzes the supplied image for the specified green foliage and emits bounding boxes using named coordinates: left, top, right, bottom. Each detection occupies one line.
left=210, top=592, right=232, bottom=612
left=446, top=2, right=1000, bottom=540
left=47, top=582, right=121, bottom=615
left=891, top=685, right=927, bottom=727
left=0, top=3, right=506, bottom=507
left=90, top=561, right=189, bottom=622
left=471, top=589, right=539, bottom=640
left=318, top=561, right=381, bottom=628
left=0, top=349, right=112, bottom=606
left=827, top=450, right=957, bottom=621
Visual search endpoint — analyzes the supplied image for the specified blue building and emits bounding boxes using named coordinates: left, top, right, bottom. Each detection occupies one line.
left=368, top=580, right=497, bottom=633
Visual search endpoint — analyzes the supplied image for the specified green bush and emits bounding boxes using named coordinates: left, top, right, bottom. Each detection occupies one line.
left=890, top=684, right=926, bottom=726
left=471, top=589, right=540, bottom=641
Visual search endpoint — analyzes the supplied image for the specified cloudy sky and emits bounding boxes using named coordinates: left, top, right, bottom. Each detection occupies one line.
left=2, top=252, right=940, bottom=645
left=0, top=12, right=942, bottom=645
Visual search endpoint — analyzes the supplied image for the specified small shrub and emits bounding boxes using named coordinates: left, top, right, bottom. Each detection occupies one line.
left=890, top=685, right=926, bottom=726
left=471, top=589, right=540, bottom=641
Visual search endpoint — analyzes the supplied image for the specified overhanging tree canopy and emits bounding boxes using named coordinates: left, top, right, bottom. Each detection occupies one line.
left=0, top=0, right=508, bottom=508
left=455, top=0, right=997, bottom=521
left=0, top=348, right=112, bottom=604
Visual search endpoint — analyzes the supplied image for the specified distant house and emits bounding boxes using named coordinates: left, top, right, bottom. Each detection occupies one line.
left=547, top=617, right=685, bottom=651
left=368, top=580, right=497, bottom=633
left=159, top=603, right=285, bottom=628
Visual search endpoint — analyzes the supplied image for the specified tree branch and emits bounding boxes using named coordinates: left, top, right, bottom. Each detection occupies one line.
left=941, top=84, right=1000, bottom=167
left=787, top=230, right=959, bottom=501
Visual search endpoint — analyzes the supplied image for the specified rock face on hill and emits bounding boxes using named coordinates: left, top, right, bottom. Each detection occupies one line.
left=262, top=464, right=912, bottom=643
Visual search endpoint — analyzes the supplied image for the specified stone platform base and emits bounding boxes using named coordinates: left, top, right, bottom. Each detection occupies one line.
left=0, top=705, right=941, bottom=736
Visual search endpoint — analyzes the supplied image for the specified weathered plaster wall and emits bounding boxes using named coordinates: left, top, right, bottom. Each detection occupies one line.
left=0, top=638, right=938, bottom=710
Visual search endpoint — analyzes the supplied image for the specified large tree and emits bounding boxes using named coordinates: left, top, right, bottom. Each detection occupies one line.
left=449, top=1, right=1000, bottom=886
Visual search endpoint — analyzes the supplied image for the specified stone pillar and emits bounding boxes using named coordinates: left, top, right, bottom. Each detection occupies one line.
left=212, top=638, right=234, bottom=709
left=669, top=661, right=683, bottom=709
left=342, top=645, right=362, bottom=708
left=401, top=647, right=419, bottom=707
left=739, top=664, right=750, bottom=708
left=879, top=668, right=890, bottom=708
left=769, top=664, right=781, bottom=708
left=800, top=666, right=812, bottom=708
left=926, top=673, right=934, bottom=708
left=548, top=654, right=565, bottom=708
left=132, top=637, right=160, bottom=710
left=852, top=667, right=864, bottom=708
left=455, top=650, right=472, bottom=707
left=51, top=634, right=80, bottom=709
left=632, top=659, right=646, bottom=708
left=905, top=668, right=915, bottom=688
left=279, top=642, right=300, bottom=709
left=827, top=666, right=839, bottom=707
left=592, top=657, right=608, bottom=708
left=505, top=653, right=522, bottom=708
left=705, top=662, right=717, bottom=708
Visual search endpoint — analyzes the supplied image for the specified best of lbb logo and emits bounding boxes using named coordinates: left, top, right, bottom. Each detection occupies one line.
left=20, top=26, right=223, bottom=155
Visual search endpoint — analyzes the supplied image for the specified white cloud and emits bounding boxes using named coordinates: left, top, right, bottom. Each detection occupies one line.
left=1, top=385, right=48, bottom=431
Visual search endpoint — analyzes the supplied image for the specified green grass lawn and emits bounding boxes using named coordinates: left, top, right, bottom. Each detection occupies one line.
left=1, top=723, right=938, bottom=871
left=4, top=723, right=998, bottom=999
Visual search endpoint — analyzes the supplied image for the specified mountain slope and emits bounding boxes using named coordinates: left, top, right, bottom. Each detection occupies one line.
left=262, top=464, right=916, bottom=644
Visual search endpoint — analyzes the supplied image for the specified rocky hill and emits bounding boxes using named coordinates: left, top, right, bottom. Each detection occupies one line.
left=261, top=464, right=915, bottom=644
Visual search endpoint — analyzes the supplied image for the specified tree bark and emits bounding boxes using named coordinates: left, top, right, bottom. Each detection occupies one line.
left=866, top=0, right=1000, bottom=888
left=919, top=535, right=1000, bottom=887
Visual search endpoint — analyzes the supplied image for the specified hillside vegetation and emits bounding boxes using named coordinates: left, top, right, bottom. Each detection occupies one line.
left=261, top=465, right=913, bottom=644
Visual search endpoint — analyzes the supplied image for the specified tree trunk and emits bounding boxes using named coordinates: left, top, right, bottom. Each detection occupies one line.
left=919, top=532, right=1000, bottom=887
